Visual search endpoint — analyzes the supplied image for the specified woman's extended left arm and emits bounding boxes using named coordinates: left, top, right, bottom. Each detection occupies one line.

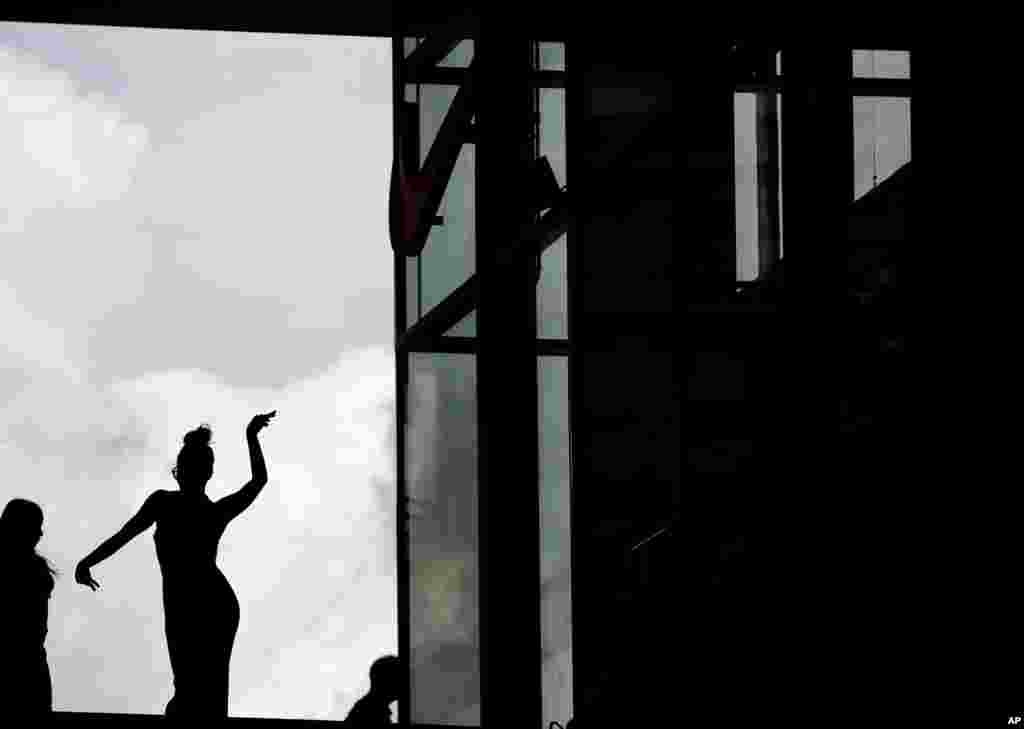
left=76, top=490, right=166, bottom=591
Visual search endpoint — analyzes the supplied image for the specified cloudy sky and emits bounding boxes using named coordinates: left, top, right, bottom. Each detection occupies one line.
left=0, top=21, right=396, bottom=719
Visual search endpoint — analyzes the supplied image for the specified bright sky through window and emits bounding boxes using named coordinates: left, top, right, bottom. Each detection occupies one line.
left=0, top=22, right=396, bottom=720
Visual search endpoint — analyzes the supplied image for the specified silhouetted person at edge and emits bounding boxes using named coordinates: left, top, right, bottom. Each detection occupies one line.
left=75, top=411, right=277, bottom=718
left=345, top=655, right=401, bottom=725
left=1, top=498, right=58, bottom=718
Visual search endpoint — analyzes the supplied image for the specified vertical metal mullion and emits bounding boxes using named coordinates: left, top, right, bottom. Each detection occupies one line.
left=475, top=18, right=542, bottom=729
left=391, top=31, right=412, bottom=729
left=562, top=36, right=576, bottom=725
left=566, top=34, right=583, bottom=728
left=755, top=75, right=781, bottom=278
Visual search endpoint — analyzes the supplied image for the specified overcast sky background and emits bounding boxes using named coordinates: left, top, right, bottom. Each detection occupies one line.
left=0, top=21, right=396, bottom=719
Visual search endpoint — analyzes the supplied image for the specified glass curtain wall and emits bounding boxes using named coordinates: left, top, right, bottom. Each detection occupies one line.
left=396, top=37, right=572, bottom=728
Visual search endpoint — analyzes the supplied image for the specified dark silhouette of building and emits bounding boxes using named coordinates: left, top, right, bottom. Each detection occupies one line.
left=4, top=4, right=914, bottom=726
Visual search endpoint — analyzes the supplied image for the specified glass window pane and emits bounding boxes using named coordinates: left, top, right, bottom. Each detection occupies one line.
left=778, top=93, right=784, bottom=259
left=438, top=39, right=474, bottom=67
left=421, top=143, right=475, bottom=315
left=407, top=257, right=420, bottom=327
left=538, top=234, right=567, bottom=339
left=539, top=42, right=565, bottom=71
left=853, top=50, right=910, bottom=79
left=734, top=93, right=758, bottom=281
left=420, top=85, right=458, bottom=163
left=854, top=97, right=911, bottom=199
left=540, top=88, right=567, bottom=188
left=539, top=356, right=572, bottom=727
left=446, top=310, right=477, bottom=337
left=406, top=353, right=480, bottom=726
left=417, top=84, right=475, bottom=317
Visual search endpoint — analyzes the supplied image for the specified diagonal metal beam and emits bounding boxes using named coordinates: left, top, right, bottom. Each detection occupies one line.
left=399, top=190, right=569, bottom=350
left=495, top=194, right=571, bottom=266
left=402, top=9, right=478, bottom=79
left=404, top=61, right=478, bottom=254
left=405, top=37, right=463, bottom=78
left=399, top=273, right=479, bottom=351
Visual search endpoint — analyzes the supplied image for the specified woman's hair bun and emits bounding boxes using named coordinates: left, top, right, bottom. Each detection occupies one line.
left=183, top=425, right=212, bottom=449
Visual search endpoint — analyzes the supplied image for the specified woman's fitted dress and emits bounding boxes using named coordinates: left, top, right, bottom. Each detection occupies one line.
left=4, top=558, right=54, bottom=717
left=154, top=492, right=240, bottom=717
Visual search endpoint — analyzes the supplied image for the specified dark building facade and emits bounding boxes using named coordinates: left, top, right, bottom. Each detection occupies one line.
left=7, top=4, right=912, bottom=727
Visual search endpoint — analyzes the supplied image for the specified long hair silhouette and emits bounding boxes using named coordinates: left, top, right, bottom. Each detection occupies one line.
left=1, top=498, right=57, bottom=717
left=76, top=411, right=276, bottom=718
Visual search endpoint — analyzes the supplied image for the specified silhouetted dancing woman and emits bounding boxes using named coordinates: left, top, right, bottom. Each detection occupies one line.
left=75, top=411, right=276, bottom=717
left=1, top=498, right=58, bottom=718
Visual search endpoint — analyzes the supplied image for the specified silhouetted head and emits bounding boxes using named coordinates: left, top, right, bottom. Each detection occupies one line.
left=368, top=655, right=401, bottom=702
left=1, top=498, right=57, bottom=581
left=172, top=425, right=214, bottom=494
left=1, top=498, right=44, bottom=553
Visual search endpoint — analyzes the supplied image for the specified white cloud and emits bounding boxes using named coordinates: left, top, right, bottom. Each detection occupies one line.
left=0, top=45, right=148, bottom=223
left=138, top=76, right=392, bottom=331
left=0, top=45, right=154, bottom=345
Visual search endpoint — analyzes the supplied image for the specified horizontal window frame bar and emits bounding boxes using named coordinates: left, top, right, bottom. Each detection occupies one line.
left=405, top=336, right=570, bottom=356
left=733, top=77, right=911, bottom=97
left=407, top=67, right=566, bottom=88
left=399, top=192, right=569, bottom=352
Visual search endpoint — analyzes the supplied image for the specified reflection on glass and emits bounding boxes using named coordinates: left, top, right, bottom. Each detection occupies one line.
left=420, top=85, right=457, bottom=164
left=421, top=143, right=475, bottom=316
left=854, top=97, right=911, bottom=199
left=406, top=354, right=480, bottom=726
left=407, top=257, right=420, bottom=328
left=852, top=50, right=910, bottom=79
left=734, top=93, right=758, bottom=281
left=539, top=42, right=565, bottom=71
left=539, top=357, right=572, bottom=727
left=538, top=234, right=567, bottom=339
left=540, top=88, right=567, bottom=188
left=446, top=310, right=477, bottom=337
left=777, top=93, right=784, bottom=258
left=439, top=40, right=474, bottom=67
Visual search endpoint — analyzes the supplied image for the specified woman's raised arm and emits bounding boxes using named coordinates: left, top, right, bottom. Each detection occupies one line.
left=216, top=411, right=276, bottom=524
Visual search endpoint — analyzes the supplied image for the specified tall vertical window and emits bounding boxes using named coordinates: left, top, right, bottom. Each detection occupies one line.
left=417, top=84, right=476, bottom=316
left=735, top=92, right=758, bottom=282
left=853, top=50, right=911, bottom=199
left=734, top=88, right=782, bottom=282
left=538, top=83, right=567, bottom=338
left=854, top=96, right=911, bottom=199
left=406, top=354, right=481, bottom=726
left=539, top=356, right=572, bottom=726
left=395, top=35, right=571, bottom=729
